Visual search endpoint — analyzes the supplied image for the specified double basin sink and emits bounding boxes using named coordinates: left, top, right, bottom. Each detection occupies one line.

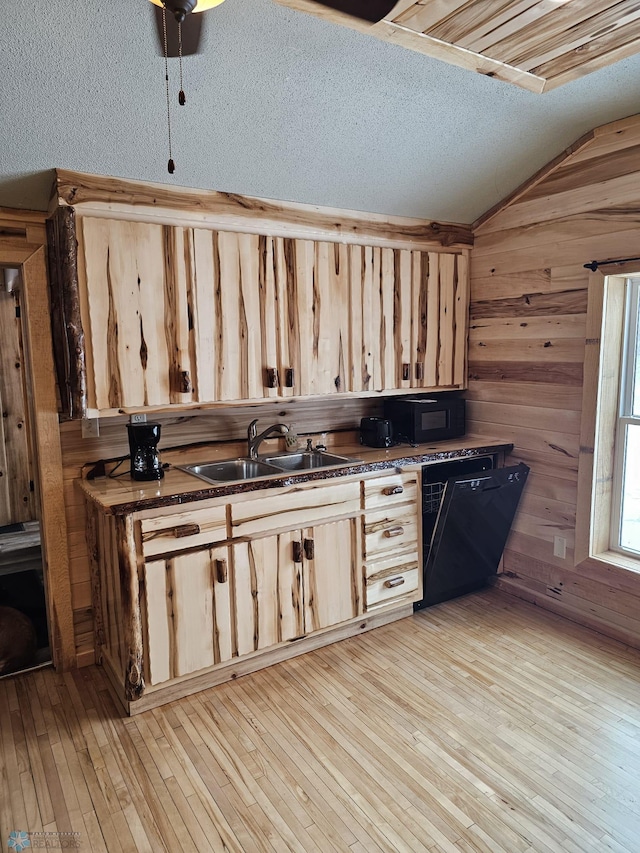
left=179, top=451, right=359, bottom=484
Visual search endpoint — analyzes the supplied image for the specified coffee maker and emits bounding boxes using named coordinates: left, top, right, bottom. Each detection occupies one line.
left=127, top=422, right=164, bottom=481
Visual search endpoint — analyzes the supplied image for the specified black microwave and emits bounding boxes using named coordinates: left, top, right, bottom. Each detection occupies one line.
left=384, top=395, right=465, bottom=444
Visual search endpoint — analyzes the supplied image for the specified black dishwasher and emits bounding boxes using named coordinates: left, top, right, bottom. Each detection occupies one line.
left=415, top=458, right=529, bottom=610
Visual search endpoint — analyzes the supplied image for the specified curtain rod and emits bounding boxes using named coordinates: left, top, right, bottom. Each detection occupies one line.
left=584, top=256, right=640, bottom=271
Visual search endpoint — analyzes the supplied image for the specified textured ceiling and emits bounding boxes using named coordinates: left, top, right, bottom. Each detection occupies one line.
left=1, top=0, right=640, bottom=223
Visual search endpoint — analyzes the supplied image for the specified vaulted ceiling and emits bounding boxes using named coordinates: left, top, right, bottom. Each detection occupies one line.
left=277, top=0, right=640, bottom=93
left=1, top=0, right=639, bottom=222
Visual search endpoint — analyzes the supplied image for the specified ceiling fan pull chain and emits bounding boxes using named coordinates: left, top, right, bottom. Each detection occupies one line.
left=162, top=4, right=176, bottom=173
left=178, top=23, right=186, bottom=105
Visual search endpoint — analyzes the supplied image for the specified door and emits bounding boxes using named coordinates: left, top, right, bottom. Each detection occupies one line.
left=77, top=216, right=196, bottom=411
left=142, top=544, right=232, bottom=685
left=231, top=517, right=362, bottom=657
left=0, top=287, right=36, bottom=525
left=232, top=531, right=304, bottom=657
left=0, top=281, right=51, bottom=675
left=302, top=517, right=362, bottom=631
left=415, top=251, right=469, bottom=389
left=352, top=248, right=469, bottom=392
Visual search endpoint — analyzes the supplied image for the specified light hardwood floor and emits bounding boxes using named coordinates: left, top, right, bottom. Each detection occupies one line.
left=1, top=589, right=640, bottom=852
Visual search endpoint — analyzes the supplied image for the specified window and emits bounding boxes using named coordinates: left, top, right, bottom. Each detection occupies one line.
left=576, top=270, right=640, bottom=570
left=611, top=278, right=640, bottom=556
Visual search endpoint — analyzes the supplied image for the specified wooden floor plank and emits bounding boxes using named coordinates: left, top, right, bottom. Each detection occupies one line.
left=2, top=589, right=640, bottom=852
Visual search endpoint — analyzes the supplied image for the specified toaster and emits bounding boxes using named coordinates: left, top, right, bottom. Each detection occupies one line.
left=360, top=417, right=393, bottom=448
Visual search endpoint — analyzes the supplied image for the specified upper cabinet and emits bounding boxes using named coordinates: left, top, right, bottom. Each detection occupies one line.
left=47, top=171, right=472, bottom=418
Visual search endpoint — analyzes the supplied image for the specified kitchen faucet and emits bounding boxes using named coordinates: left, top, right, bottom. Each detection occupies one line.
left=247, top=419, right=290, bottom=460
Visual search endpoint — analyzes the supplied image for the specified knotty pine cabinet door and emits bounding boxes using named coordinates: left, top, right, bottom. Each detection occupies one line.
left=256, top=236, right=353, bottom=397
left=231, top=517, right=362, bottom=657
left=142, top=545, right=232, bottom=686
left=352, top=247, right=469, bottom=392
left=302, top=517, right=362, bottom=632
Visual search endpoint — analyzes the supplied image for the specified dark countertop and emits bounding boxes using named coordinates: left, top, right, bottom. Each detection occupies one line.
left=78, top=435, right=514, bottom=515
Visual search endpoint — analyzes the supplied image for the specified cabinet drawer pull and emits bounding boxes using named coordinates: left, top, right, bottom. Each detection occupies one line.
left=215, top=558, right=228, bottom=584
left=383, top=526, right=404, bottom=538
left=382, top=485, right=404, bottom=496
left=174, top=523, right=201, bottom=538
left=384, top=576, right=405, bottom=589
left=292, top=541, right=303, bottom=563
left=415, top=363, right=424, bottom=381
left=304, top=538, right=315, bottom=560
left=402, top=363, right=410, bottom=381
left=266, top=367, right=279, bottom=388
left=285, top=368, right=295, bottom=388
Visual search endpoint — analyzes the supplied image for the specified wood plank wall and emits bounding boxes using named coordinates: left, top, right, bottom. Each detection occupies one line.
left=62, top=398, right=382, bottom=664
left=0, top=288, right=36, bottom=526
left=469, top=114, right=640, bottom=648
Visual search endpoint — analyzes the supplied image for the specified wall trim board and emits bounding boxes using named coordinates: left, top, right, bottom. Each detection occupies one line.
left=52, top=170, right=474, bottom=251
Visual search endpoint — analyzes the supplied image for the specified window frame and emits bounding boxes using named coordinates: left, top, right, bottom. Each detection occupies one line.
left=609, top=278, right=640, bottom=557
left=575, top=268, right=640, bottom=574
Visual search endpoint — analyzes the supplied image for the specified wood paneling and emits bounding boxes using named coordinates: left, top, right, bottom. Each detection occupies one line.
left=275, top=0, right=640, bottom=92
left=470, top=113, right=640, bottom=648
left=0, top=289, right=35, bottom=525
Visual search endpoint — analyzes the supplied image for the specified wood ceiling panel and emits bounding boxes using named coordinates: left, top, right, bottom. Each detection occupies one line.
left=274, top=0, right=640, bottom=91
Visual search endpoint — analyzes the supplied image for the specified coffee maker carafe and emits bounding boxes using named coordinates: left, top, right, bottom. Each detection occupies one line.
left=127, top=422, right=164, bottom=481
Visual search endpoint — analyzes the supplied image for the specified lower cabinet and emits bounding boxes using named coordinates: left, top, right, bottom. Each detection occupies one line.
left=232, top=517, right=362, bottom=657
left=142, top=544, right=232, bottom=686
left=85, top=469, right=422, bottom=713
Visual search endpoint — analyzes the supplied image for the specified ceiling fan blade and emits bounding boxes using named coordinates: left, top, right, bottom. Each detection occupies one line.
left=305, top=0, right=398, bottom=22
left=153, top=6, right=203, bottom=56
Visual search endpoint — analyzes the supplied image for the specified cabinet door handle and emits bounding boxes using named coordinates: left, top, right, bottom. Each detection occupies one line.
left=292, top=541, right=303, bottom=563
left=304, top=538, right=315, bottom=560
left=174, top=523, right=201, bottom=538
left=266, top=367, right=279, bottom=388
left=285, top=368, right=295, bottom=388
left=383, top=526, right=404, bottom=538
left=382, top=485, right=404, bottom=496
left=180, top=370, right=192, bottom=393
left=384, top=576, right=405, bottom=589
left=402, top=363, right=410, bottom=381
left=215, top=558, right=228, bottom=584
left=415, top=363, right=424, bottom=381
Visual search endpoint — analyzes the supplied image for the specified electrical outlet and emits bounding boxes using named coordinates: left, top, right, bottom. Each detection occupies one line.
left=129, top=413, right=147, bottom=424
left=81, top=418, right=100, bottom=438
left=553, top=535, right=567, bottom=559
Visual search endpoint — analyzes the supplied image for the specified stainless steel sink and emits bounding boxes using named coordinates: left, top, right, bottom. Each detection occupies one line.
left=178, top=458, right=284, bottom=483
left=178, top=451, right=360, bottom=484
left=260, top=451, right=358, bottom=471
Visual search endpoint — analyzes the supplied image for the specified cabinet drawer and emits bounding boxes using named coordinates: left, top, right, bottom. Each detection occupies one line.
left=140, top=505, right=228, bottom=558
left=363, top=472, right=418, bottom=510
left=231, top=480, right=361, bottom=538
left=363, top=505, right=418, bottom=559
left=364, top=554, right=420, bottom=608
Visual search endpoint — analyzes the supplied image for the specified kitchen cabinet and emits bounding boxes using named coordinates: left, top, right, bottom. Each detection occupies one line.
left=362, top=472, right=421, bottom=611
left=82, top=467, right=422, bottom=713
left=143, top=545, right=232, bottom=685
left=352, top=247, right=468, bottom=392
left=232, top=517, right=362, bottom=655
left=51, top=207, right=469, bottom=417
